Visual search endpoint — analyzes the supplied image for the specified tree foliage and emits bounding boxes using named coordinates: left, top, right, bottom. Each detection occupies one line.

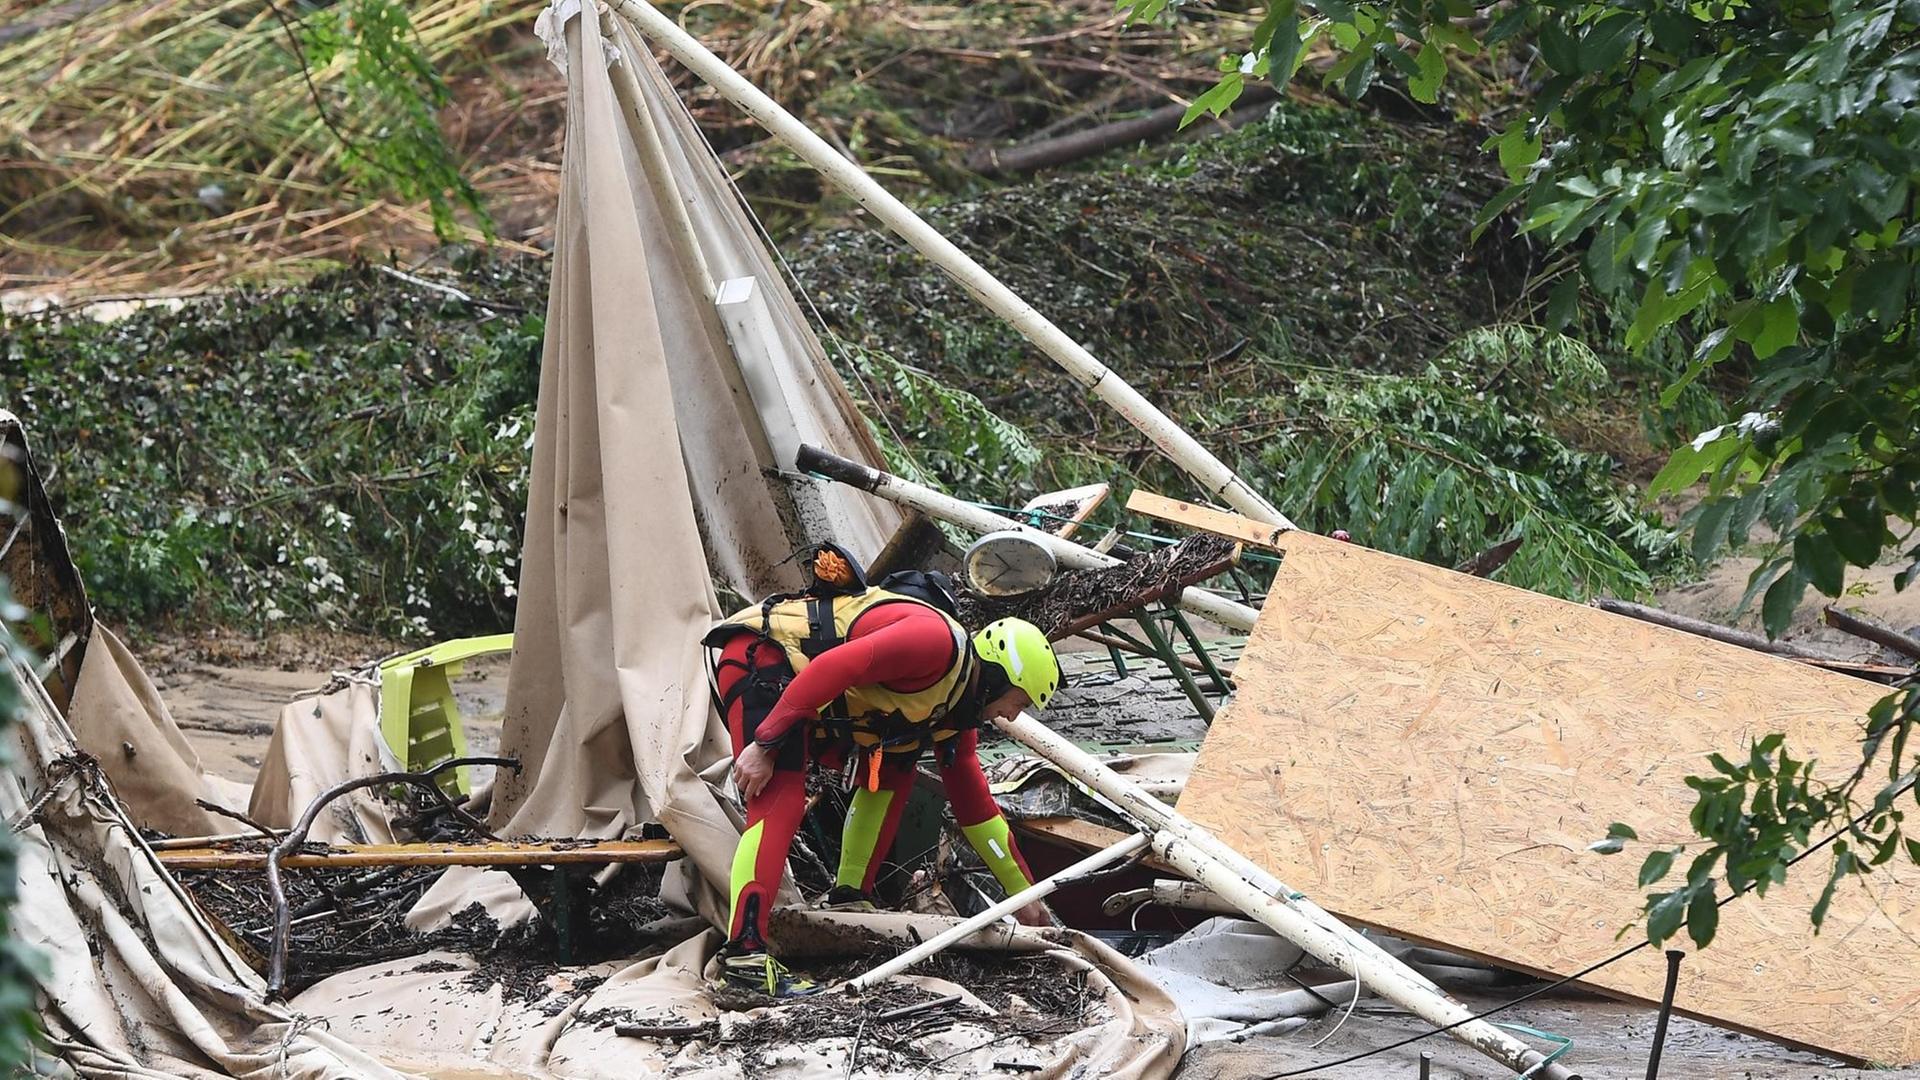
left=1128, top=0, right=1920, bottom=948
left=291, top=0, right=488, bottom=240
left=1, top=259, right=542, bottom=637
left=1253, top=325, right=1675, bottom=598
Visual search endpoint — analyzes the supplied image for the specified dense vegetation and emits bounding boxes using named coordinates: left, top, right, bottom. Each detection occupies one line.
left=1, top=259, right=544, bottom=635
left=2, top=103, right=1697, bottom=635
left=1138, top=0, right=1920, bottom=950
left=803, top=102, right=1701, bottom=599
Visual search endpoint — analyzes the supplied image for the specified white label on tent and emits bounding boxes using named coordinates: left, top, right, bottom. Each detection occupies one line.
left=715, top=277, right=757, bottom=306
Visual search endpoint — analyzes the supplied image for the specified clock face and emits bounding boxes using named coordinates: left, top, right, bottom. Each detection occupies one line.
left=964, top=531, right=1057, bottom=596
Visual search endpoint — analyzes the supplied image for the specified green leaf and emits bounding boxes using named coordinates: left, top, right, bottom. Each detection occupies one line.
left=1538, top=20, right=1579, bottom=74
left=1470, top=183, right=1528, bottom=243
left=1182, top=74, right=1246, bottom=127
left=1794, top=532, right=1846, bottom=596
left=1810, top=846, right=1853, bottom=929
left=1578, top=14, right=1640, bottom=74
left=1826, top=513, right=1884, bottom=568
left=1607, top=822, right=1640, bottom=841
left=1484, top=6, right=1529, bottom=46
left=1761, top=568, right=1807, bottom=639
left=1727, top=487, right=1766, bottom=549
left=1545, top=275, right=1581, bottom=330
left=1341, top=52, right=1377, bottom=100
left=1686, top=882, right=1720, bottom=948
left=1751, top=298, right=1799, bottom=359
left=1905, top=838, right=1920, bottom=865
left=1408, top=41, right=1446, bottom=104
left=1589, top=836, right=1627, bottom=854
left=1692, top=497, right=1737, bottom=562
left=1646, top=889, right=1687, bottom=943
left=1639, top=848, right=1676, bottom=887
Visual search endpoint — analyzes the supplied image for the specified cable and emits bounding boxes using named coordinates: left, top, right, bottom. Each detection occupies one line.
left=1305, top=948, right=1362, bottom=1050
left=1259, top=789, right=1900, bottom=1079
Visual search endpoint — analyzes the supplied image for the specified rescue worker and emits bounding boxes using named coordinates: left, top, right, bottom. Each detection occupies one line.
left=704, top=545, right=1061, bottom=995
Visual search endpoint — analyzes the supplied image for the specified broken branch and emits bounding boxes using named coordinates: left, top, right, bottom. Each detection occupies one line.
left=1821, top=606, right=1920, bottom=663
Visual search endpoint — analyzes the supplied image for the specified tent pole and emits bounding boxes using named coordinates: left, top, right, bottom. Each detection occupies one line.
left=606, top=0, right=1293, bottom=530
left=796, top=444, right=1259, bottom=632
left=602, top=23, right=716, bottom=299
left=846, top=832, right=1149, bottom=990
left=993, top=711, right=1580, bottom=1080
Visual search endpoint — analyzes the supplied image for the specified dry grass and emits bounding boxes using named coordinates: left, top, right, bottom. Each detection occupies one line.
left=0, top=0, right=1264, bottom=299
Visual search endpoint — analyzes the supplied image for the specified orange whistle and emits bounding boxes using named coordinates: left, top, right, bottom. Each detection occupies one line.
left=866, top=750, right=882, bottom=792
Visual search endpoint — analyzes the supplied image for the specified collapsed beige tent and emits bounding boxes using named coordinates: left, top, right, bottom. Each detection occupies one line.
left=3, top=411, right=397, bottom=1079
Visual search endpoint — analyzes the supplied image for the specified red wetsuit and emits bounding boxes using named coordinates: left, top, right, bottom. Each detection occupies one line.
left=713, top=603, right=1033, bottom=947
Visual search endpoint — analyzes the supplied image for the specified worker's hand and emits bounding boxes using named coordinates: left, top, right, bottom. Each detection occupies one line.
left=733, top=742, right=776, bottom=801
left=1011, top=899, right=1052, bottom=928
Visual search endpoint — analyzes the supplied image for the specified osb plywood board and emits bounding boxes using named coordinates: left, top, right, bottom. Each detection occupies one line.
left=1176, top=527, right=1920, bottom=1065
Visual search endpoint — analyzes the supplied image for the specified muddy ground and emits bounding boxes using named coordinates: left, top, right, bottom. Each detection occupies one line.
left=1185, top=989, right=1920, bottom=1079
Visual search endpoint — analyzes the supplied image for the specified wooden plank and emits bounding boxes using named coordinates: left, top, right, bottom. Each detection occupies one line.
left=1174, top=506, right=1919, bottom=1065
left=1130, top=491, right=1902, bottom=684
left=1014, top=816, right=1177, bottom=874
left=1125, top=489, right=1303, bottom=550
left=157, top=838, right=684, bottom=871
left=1023, top=483, right=1109, bottom=541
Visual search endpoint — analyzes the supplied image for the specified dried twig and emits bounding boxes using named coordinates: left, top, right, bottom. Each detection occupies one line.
left=193, top=799, right=284, bottom=840
left=265, top=754, right=520, bottom=996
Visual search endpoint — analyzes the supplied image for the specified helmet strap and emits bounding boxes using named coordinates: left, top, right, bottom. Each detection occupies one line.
left=977, top=661, right=1013, bottom=703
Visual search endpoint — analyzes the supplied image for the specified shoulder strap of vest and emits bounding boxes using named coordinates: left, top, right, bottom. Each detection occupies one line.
left=800, top=596, right=840, bottom=659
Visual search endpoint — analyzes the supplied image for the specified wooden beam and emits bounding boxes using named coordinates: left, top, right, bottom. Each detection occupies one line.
left=158, top=838, right=683, bottom=871
left=1014, top=816, right=1178, bottom=874
left=1126, top=490, right=1299, bottom=550
left=1021, top=482, right=1109, bottom=541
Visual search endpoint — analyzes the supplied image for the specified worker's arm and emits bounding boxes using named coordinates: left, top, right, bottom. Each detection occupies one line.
left=751, top=607, right=956, bottom=747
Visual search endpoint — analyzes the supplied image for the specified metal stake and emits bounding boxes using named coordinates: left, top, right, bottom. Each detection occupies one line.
left=1645, top=949, right=1685, bottom=1080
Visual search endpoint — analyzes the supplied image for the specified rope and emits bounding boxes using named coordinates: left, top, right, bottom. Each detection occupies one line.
left=8, top=754, right=105, bottom=832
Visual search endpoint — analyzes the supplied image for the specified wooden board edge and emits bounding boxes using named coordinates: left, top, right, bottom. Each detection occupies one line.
left=158, top=839, right=685, bottom=871
left=1126, top=490, right=1295, bottom=550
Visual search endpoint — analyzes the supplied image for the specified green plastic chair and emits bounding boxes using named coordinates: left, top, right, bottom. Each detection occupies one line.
left=378, top=633, right=514, bottom=799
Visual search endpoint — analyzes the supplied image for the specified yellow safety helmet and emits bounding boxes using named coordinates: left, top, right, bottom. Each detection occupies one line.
left=971, top=617, right=1061, bottom=710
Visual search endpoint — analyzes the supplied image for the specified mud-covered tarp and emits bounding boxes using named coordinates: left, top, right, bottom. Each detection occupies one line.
left=2, top=419, right=396, bottom=1079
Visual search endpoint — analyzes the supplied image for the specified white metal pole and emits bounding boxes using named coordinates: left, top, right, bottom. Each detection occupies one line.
left=847, top=831, right=1149, bottom=990
left=797, top=445, right=1260, bottom=633
left=607, top=0, right=1293, bottom=530
left=994, top=711, right=1579, bottom=1080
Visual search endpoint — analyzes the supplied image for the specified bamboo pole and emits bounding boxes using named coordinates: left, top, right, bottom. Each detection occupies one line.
left=606, top=0, right=1292, bottom=530
left=796, top=444, right=1259, bottom=632
left=993, top=711, right=1580, bottom=1080
left=847, top=831, right=1149, bottom=989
